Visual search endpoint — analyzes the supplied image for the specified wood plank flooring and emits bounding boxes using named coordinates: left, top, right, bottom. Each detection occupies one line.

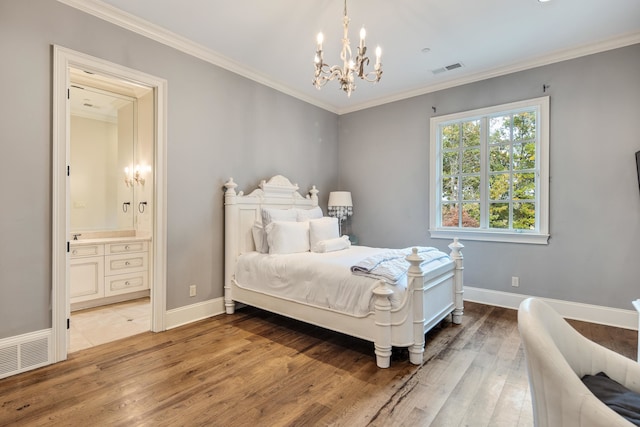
left=0, top=302, right=636, bottom=426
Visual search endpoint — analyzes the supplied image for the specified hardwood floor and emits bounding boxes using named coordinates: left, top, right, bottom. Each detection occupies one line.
left=0, top=302, right=636, bottom=426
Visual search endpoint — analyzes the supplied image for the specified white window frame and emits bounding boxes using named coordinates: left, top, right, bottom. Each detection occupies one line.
left=429, top=96, right=550, bottom=244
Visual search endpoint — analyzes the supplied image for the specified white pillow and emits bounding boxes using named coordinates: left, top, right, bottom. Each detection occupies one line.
left=251, top=221, right=268, bottom=253
left=261, top=207, right=298, bottom=226
left=265, top=221, right=310, bottom=254
left=259, top=208, right=298, bottom=252
left=309, top=217, right=339, bottom=252
left=296, top=206, right=323, bottom=222
left=312, top=236, right=351, bottom=253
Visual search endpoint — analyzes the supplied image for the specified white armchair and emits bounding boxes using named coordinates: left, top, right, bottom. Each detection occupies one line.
left=518, top=297, right=640, bottom=427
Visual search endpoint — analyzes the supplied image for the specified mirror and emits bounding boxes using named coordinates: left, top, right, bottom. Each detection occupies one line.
left=69, top=84, right=135, bottom=232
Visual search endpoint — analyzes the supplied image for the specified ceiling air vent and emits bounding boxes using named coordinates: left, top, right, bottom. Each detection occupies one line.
left=432, top=62, right=464, bottom=75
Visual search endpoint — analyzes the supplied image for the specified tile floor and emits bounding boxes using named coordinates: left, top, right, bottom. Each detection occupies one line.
left=69, top=297, right=151, bottom=353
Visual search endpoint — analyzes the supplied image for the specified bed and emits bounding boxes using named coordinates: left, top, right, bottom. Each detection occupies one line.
left=223, top=175, right=464, bottom=368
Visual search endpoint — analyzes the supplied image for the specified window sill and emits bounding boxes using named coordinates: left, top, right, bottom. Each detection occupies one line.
left=429, top=229, right=549, bottom=245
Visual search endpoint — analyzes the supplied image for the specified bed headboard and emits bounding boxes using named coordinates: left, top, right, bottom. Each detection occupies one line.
left=223, top=175, right=319, bottom=291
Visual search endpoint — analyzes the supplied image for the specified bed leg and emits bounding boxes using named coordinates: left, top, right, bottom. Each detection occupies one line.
left=449, top=238, right=464, bottom=325
left=224, top=282, right=235, bottom=314
left=373, top=283, right=394, bottom=368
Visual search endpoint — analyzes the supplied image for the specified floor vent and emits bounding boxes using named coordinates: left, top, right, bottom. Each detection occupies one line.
left=0, top=330, right=52, bottom=379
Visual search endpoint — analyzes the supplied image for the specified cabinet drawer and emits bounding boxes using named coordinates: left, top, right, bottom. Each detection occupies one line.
left=106, top=241, right=148, bottom=255
left=105, top=252, right=148, bottom=276
left=105, top=271, right=148, bottom=296
left=70, top=244, right=104, bottom=258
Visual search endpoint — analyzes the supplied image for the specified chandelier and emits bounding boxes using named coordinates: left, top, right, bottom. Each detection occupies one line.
left=313, top=0, right=383, bottom=97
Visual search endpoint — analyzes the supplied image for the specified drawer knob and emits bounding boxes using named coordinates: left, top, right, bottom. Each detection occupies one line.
left=125, top=261, right=131, bottom=266
left=125, top=281, right=130, bottom=286
left=72, top=250, right=77, bottom=255
left=125, top=245, right=130, bottom=250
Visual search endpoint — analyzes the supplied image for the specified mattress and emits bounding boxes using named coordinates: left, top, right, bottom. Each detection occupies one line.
left=234, top=246, right=451, bottom=316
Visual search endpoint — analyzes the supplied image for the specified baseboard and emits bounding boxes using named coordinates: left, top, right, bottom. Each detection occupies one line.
left=464, top=287, right=638, bottom=331
left=0, top=329, right=52, bottom=379
left=165, top=297, right=225, bottom=330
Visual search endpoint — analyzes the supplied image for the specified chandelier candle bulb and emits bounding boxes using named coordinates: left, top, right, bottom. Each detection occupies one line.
left=375, top=46, right=381, bottom=66
left=317, top=32, right=323, bottom=50
left=359, top=27, right=366, bottom=49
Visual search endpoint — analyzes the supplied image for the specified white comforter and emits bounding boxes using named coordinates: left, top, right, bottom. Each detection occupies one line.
left=234, top=246, right=451, bottom=316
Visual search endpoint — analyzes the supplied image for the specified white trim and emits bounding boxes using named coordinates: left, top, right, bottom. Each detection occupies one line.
left=464, top=286, right=638, bottom=331
left=56, top=0, right=640, bottom=115
left=52, top=45, right=168, bottom=364
left=429, top=96, right=550, bottom=245
left=430, top=229, right=550, bottom=245
left=165, top=298, right=225, bottom=330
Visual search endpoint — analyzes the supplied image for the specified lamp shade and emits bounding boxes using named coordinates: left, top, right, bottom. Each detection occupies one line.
left=328, top=191, right=352, bottom=208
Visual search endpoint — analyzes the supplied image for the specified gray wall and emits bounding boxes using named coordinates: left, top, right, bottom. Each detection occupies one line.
left=0, top=0, right=338, bottom=338
left=338, top=44, right=640, bottom=310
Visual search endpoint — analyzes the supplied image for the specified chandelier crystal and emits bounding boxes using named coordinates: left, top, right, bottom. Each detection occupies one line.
left=313, top=0, right=383, bottom=97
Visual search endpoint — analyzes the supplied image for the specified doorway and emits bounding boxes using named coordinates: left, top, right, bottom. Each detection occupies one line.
left=52, top=46, right=167, bottom=362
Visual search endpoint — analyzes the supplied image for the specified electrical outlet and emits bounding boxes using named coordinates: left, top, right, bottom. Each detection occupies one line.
left=189, top=284, right=196, bottom=297
left=511, top=276, right=519, bottom=287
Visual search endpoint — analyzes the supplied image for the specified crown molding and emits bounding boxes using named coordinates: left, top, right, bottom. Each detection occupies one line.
left=56, top=0, right=339, bottom=114
left=337, top=31, right=640, bottom=114
left=58, top=1, right=639, bottom=116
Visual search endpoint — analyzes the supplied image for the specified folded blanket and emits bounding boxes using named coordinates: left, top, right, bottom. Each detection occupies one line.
left=351, top=247, right=449, bottom=284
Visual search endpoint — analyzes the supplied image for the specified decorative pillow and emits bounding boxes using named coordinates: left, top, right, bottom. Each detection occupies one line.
left=296, top=206, right=323, bottom=222
left=312, top=236, right=351, bottom=253
left=251, top=221, right=269, bottom=253
left=309, top=217, right=339, bottom=251
left=582, top=372, right=640, bottom=426
left=265, top=221, right=310, bottom=254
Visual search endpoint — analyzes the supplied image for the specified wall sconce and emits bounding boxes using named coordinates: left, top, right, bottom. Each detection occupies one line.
left=124, top=164, right=151, bottom=187
left=327, top=191, right=353, bottom=235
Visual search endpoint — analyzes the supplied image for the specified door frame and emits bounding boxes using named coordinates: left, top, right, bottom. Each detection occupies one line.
left=52, top=45, right=167, bottom=362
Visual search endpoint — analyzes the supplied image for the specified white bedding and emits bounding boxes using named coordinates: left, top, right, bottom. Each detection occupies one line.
left=234, top=246, right=451, bottom=316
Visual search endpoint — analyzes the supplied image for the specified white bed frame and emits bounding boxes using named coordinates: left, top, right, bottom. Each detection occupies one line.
left=223, top=175, right=464, bottom=368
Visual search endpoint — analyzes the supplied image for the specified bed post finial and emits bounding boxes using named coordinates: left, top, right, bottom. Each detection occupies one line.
left=309, top=185, right=319, bottom=207
left=448, top=238, right=464, bottom=324
left=224, top=177, right=238, bottom=196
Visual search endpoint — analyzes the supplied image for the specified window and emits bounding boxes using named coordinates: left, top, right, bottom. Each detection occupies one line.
left=429, top=97, right=549, bottom=244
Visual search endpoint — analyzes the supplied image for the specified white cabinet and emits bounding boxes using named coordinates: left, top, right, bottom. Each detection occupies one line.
left=70, top=255, right=104, bottom=303
left=70, top=239, right=149, bottom=308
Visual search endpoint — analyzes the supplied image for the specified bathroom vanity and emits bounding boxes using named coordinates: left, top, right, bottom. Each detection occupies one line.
left=70, top=236, right=151, bottom=311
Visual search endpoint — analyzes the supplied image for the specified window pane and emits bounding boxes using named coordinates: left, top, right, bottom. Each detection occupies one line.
left=441, top=176, right=458, bottom=201
left=442, top=151, right=459, bottom=175
left=489, top=203, right=509, bottom=228
left=513, top=142, right=535, bottom=170
left=513, top=111, right=536, bottom=141
left=514, top=202, right=535, bottom=230
left=441, top=124, right=460, bottom=149
left=462, top=148, right=480, bottom=174
left=462, top=120, right=480, bottom=147
left=490, top=145, right=510, bottom=172
left=489, top=115, right=510, bottom=143
left=441, top=203, right=459, bottom=227
left=462, top=175, right=480, bottom=200
left=489, top=173, right=510, bottom=200
left=461, top=203, right=480, bottom=228
left=513, top=173, right=535, bottom=200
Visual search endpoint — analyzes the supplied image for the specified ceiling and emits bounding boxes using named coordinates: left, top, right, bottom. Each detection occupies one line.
left=63, top=0, right=640, bottom=114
